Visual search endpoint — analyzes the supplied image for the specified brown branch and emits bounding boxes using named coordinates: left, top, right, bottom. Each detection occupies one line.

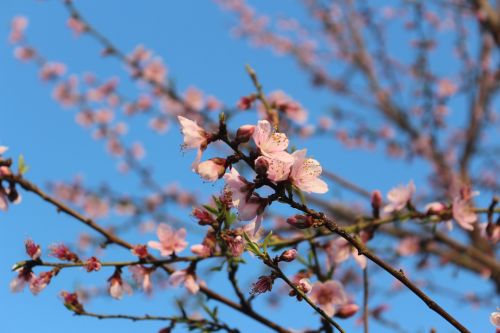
left=3, top=174, right=291, bottom=333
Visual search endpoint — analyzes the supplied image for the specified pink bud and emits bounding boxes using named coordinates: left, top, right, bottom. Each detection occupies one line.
left=236, top=124, right=255, bottom=143
left=25, top=239, right=41, bottom=260
left=335, top=303, right=359, bottom=318
left=131, top=244, right=149, bottom=259
left=279, top=249, right=298, bottom=262
left=192, top=207, right=216, bottom=225
left=254, top=156, right=269, bottom=176
left=286, top=215, right=314, bottom=229
left=371, top=190, right=382, bottom=210
left=237, top=95, right=256, bottom=110
left=197, top=158, right=226, bottom=182
left=84, top=257, right=102, bottom=272
left=60, top=291, right=84, bottom=314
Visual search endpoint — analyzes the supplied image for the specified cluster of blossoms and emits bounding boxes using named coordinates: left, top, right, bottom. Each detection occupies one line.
left=178, top=116, right=328, bottom=233
left=380, top=180, right=498, bottom=239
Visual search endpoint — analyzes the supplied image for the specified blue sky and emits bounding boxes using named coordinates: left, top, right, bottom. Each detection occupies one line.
left=0, top=1, right=497, bottom=332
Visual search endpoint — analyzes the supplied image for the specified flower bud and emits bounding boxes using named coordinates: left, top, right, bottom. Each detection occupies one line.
left=279, top=249, right=298, bottom=262
left=237, top=95, right=256, bottom=110
left=192, top=207, right=216, bottom=225
left=250, top=275, right=275, bottom=295
left=335, top=303, right=359, bottom=318
left=25, top=239, right=41, bottom=260
left=197, top=158, right=226, bottom=182
left=371, top=190, right=382, bottom=218
left=286, top=214, right=314, bottom=229
left=371, top=190, right=382, bottom=210
left=84, top=256, right=102, bottom=272
left=254, top=156, right=269, bottom=176
left=131, top=244, right=149, bottom=259
left=236, top=124, right=255, bottom=143
left=60, top=291, right=84, bottom=314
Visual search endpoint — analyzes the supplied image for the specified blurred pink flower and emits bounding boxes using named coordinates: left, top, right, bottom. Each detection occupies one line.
left=383, top=181, right=415, bottom=213
left=309, top=281, right=348, bottom=317
left=169, top=269, right=199, bottom=294
left=148, top=223, right=187, bottom=256
left=9, top=16, right=28, bottom=43
left=129, top=265, right=153, bottom=294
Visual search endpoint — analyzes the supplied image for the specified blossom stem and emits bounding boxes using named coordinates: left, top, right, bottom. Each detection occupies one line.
left=264, top=258, right=346, bottom=333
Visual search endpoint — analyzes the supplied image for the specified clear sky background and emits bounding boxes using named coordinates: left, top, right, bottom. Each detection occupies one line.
left=0, top=1, right=497, bottom=332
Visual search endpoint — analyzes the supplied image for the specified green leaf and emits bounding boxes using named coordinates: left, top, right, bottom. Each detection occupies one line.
left=11, top=261, right=26, bottom=271
left=17, top=155, right=29, bottom=175
left=202, top=204, right=218, bottom=215
left=243, top=232, right=262, bottom=256
left=261, top=231, right=273, bottom=254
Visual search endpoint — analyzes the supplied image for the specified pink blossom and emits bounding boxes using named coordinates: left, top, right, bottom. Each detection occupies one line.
left=49, top=243, right=79, bottom=262
left=108, top=269, right=133, bottom=299
left=235, top=124, right=255, bottom=143
left=84, top=257, right=102, bottom=272
left=197, top=158, right=226, bottom=181
left=29, top=270, right=55, bottom=295
left=191, top=243, right=212, bottom=257
left=309, top=281, right=349, bottom=317
left=250, top=275, right=275, bottom=295
left=289, top=149, right=328, bottom=193
left=268, top=90, right=308, bottom=124
left=39, top=62, right=66, bottom=81
left=383, top=181, right=415, bottom=213
left=437, top=79, right=457, bottom=98
left=223, top=167, right=251, bottom=207
left=286, top=214, right=314, bottom=229
left=255, top=155, right=292, bottom=182
left=25, top=239, right=41, bottom=260
left=148, top=223, right=187, bottom=256
left=149, top=117, right=169, bottom=134
left=0, top=146, right=8, bottom=155
left=129, top=265, right=153, bottom=294
left=397, top=236, right=421, bottom=256
left=325, top=238, right=366, bottom=269
left=178, top=116, right=210, bottom=170
left=184, top=87, right=204, bottom=111
left=192, top=207, right=216, bottom=225
left=60, top=291, right=84, bottom=314
left=480, top=223, right=500, bottom=244
left=452, top=197, right=477, bottom=231
left=336, top=303, right=359, bottom=318
left=128, top=45, right=152, bottom=64
left=424, top=202, right=447, bottom=215
left=236, top=196, right=266, bottom=233
left=52, top=77, right=78, bottom=107
left=491, top=311, right=500, bottom=327
left=143, top=58, right=167, bottom=85
left=9, top=16, right=28, bottom=43
left=14, top=46, right=35, bottom=61
left=10, top=267, right=34, bottom=293
left=252, top=120, right=293, bottom=163
left=169, top=269, right=199, bottom=294
left=279, top=249, right=297, bottom=262
left=237, top=95, right=256, bottom=110
left=221, top=231, right=245, bottom=257
left=67, top=17, right=87, bottom=36
left=131, top=244, right=149, bottom=259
